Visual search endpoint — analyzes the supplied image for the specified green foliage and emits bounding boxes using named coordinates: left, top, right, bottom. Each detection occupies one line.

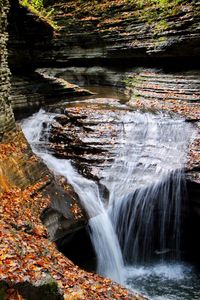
left=19, top=0, right=58, bottom=29
left=153, top=19, right=168, bottom=34
left=148, top=0, right=181, bottom=7
left=127, top=0, right=185, bottom=34
left=0, top=282, right=7, bottom=300
left=127, top=0, right=184, bottom=17
left=128, top=0, right=182, bottom=8
left=21, top=0, right=44, bottom=11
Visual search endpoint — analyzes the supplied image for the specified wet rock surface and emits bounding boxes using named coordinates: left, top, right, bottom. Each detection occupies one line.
left=10, top=71, right=92, bottom=119
left=44, top=98, right=130, bottom=181
left=124, top=69, right=200, bottom=211
left=39, top=87, right=199, bottom=265
left=126, top=70, right=200, bottom=121
left=41, top=70, right=200, bottom=183
left=36, top=66, right=128, bottom=89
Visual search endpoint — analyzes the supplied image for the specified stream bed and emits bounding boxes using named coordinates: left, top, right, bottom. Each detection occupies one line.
left=21, top=87, right=200, bottom=300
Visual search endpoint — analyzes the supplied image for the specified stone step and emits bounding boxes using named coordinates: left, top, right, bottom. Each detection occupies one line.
left=131, top=88, right=200, bottom=102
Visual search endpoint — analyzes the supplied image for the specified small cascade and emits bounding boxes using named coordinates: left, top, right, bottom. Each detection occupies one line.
left=21, top=109, right=57, bottom=153
left=101, top=112, right=193, bottom=263
left=41, top=154, right=124, bottom=283
left=21, top=110, right=124, bottom=284
left=21, top=107, right=194, bottom=289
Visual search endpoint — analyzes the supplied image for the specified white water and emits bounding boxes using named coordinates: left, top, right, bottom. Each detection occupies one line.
left=125, top=261, right=200, bottom=300
left=21, top=108, right=196, bottom=293
left=21, top=109, right=124, bottom=284
left=100, top=112, right=194, bottom=263
left=41, top=155, right=124, bottom=283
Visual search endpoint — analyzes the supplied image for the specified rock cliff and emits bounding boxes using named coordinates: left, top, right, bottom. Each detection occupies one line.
left=7, top=0, right=92, bottom=118
left=19, top=0, right=200, bottom=65
left=0, top=0, right=15, bottom=136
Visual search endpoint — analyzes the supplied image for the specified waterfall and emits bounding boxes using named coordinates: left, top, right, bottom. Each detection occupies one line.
left=21, top=109, right=124, bottom=284
left=21, top=108, right=194, bottom=285
left=101, top=112, right=193, bottom=263
left=40, top=155, right=124, bottom=283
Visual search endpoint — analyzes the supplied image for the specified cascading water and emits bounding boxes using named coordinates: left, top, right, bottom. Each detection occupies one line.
left=41, top=156, right=124, bottom=283
left=100, top=112, right=193, bottom=263
left=21, top=109, right=124, bottom=284
left=21, top=106, right=198, bottom=299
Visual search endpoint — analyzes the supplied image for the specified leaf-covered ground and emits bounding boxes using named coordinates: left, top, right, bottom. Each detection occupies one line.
left=0, top=131, right=146, bottom=299
left=0, top=220, right=141, bottom=299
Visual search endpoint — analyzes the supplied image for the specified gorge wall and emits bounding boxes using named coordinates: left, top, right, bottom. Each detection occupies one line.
left=2, top=0, right=199, bottom=230
left=8, top=0, right=200, bottom=68
left=6, top=0, right=91, bottom=118
left=0, top=0, right=15, bottom=137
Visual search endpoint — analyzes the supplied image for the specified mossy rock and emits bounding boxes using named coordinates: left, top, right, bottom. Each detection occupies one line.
left=16, top=276, right=63, bottom=300
left=0, top=281, right=8, bottom=300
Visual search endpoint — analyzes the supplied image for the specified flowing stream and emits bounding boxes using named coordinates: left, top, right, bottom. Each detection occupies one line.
left=21, top=102, right=200, bottom=299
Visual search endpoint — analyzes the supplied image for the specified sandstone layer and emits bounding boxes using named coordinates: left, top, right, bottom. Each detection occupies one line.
left=16, top=0, right=200, bottom=65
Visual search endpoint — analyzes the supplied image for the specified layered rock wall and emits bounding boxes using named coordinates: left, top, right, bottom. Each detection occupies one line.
left=8, top=0, right=54, bottom=72
left=6, top=0, right=200, bottom=116
left=7, top=0, right=200, bottom=70
left=10, top=72, right=92, bottom=118
left=0, top=0, right=15, bottom=137
left=27, top=0, right=200, bottom=65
